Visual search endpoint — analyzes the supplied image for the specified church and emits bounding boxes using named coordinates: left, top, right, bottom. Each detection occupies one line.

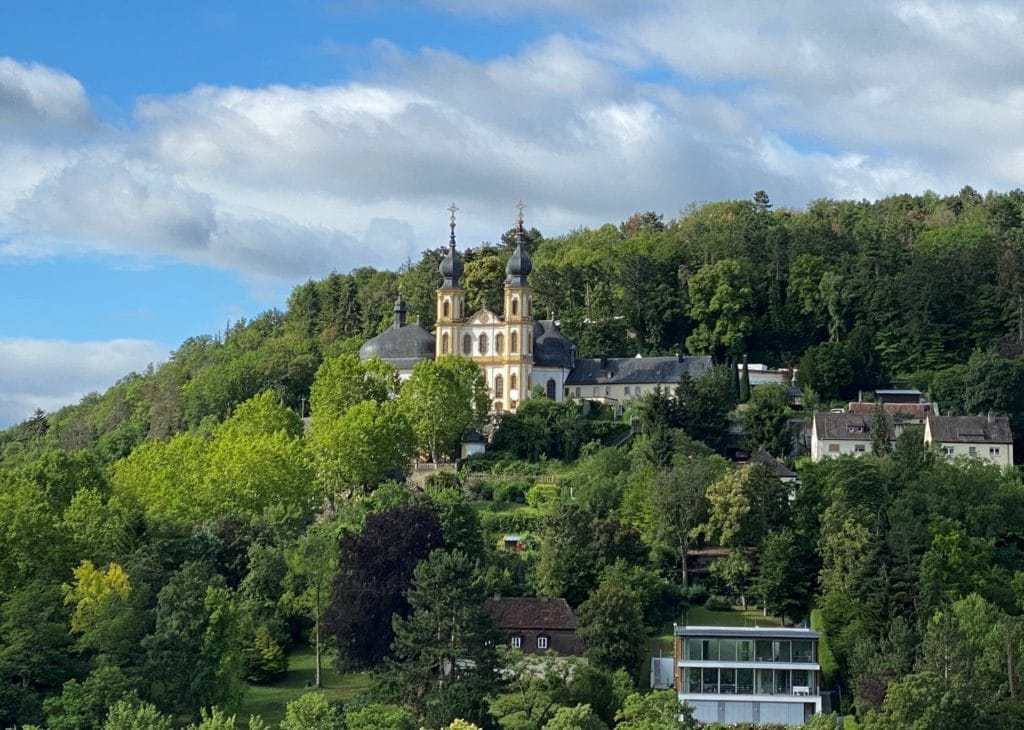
left=359, top=204, right=711, bottom=413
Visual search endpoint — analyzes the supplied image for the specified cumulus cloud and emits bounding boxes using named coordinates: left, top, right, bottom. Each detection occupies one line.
left=2, top=3, right=1023, bottom=283
left=0, top=338, right=168, bottom=428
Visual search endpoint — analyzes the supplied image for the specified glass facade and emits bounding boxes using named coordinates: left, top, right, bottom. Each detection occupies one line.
left=681, top=668, right=816, bottom=696
left=684, top=638, right=816, bottom=663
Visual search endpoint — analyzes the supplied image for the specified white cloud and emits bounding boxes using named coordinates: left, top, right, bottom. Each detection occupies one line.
left=0, top=338, right=168, bottom=428
left=2, top=3, right=1023, bottom=283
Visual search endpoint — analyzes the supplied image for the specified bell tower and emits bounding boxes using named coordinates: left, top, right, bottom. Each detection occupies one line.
left=436, top=203, right=465, bottom=357
left=500, top=201, right=534, bottom=409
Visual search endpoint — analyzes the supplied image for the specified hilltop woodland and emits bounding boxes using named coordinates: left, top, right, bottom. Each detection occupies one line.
left=4, top=189, right=1024, bottom=728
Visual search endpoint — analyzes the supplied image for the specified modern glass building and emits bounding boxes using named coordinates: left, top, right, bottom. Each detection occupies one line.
left=674, top=626, right=823, bottom=725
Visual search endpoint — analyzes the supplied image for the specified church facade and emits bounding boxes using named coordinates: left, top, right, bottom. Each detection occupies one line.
left=359, top=205, right=711, bottom=413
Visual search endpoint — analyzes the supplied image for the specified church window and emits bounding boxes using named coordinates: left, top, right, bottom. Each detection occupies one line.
left=479, top=333, right=488, bottom=355
left=495, top=375, right=504, bottom=398
left=511, top=332, right=519, bottom=353
left=527, top=298, right=532, bottom=316
left=546, top=379, right=556, bottom=399
left=511, top=297, right=519, bottom=316
left=443, top=300, right=450, bottom=318
left=495, top=333, right=504, bottom=355
left=441, top=333, right=449, bottom=354
left=527, top=333, right=532, bottom=354
left=458, top=300, right=463, bottom=318
left=462, top=333, right=472, bottom=355
left=511, top=373, right=518, bottom=391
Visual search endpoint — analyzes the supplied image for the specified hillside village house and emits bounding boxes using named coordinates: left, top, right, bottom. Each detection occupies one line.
left=924, top=414, right=1013, bottom=468
left=811, top=410, right=1014, bottom=467
left=483, top=596, right=584, bottom=656
left=675, top=625, right=824, bottom=725
left=359, top=204, right=710, bottom=413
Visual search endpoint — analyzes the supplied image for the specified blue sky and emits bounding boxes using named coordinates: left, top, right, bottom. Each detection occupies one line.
left=2, top=0, right=1023, bottom=426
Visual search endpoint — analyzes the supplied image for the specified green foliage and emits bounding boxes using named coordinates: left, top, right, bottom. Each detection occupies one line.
left=102, top=694, right=175, bottom=730
left=399, top=356, right=489, bottom=461
left=243, top=625, right=288, bottom=684
left=577, top=574, right=645, bottom=679
left=614, top=691, right=697, bottom=729
left=279, top=692, right=342, bottom=730
left=309, top=354, right=398, bottom=422
left=685, top=257, right=754, bottom=358
left=741, top=384, right=792, bottom=456
left=345, top=702, right=416, bottom=730
left=543, top=703, right=607, bottom=730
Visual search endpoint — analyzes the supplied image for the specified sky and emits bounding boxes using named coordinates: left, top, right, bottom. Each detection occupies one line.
left=1, top=0, right=1023, bottom=427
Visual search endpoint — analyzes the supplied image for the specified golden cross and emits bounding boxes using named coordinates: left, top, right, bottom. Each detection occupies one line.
left=515, top=200, right=526, bottom=227
left=448, top=202, right=458, bottom=229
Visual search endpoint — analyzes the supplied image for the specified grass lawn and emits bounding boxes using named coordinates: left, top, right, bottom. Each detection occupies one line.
left=683, top=605, right=784, bottom=628
left=238, top=646, right=371, bottom=728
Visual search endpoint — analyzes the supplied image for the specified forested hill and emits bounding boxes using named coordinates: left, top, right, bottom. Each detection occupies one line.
left=5, top=186, right=1024, bottom=459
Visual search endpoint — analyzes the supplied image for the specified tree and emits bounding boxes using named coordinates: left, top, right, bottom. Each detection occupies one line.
left=43, top=666, right=135, bottom=730
left=323, top=505, right=445, bottom=669
left=309, top=400, right=415, bottom=494
left=577, top=575, right=645, bottom=679
left=753, top=528, right=810, bottom=623
left=399, top=357, right=489, bottom=462
left=309, top=354, right=398, bottom=422
left=102, top=695, right=175, bottom=730
left=614, top=691, right=697, bottom=729
left=870, top=401, right=891, bottom=456
left=685, top=257, right=754, bottom=359
left=390, top=550, right=500, bottom=726
left=488, top=648, right=582, bottom=729
left=279, top=692, right=342, bottom=730
left=543, top=704, right=607, bottom=730
left=283, top=522, right=338, bottom=687
left=645, top=457, right=729, bottom=587
left=742, top=384, right=792, bottom=456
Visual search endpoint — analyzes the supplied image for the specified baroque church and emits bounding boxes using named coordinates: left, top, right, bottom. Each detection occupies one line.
left=359, top=204, right=711, bottom=413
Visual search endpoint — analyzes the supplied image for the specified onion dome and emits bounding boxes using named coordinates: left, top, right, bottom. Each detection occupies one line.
left=505, top=201, right=532, bottom=286
left=439, top=203, right=463, bottom=289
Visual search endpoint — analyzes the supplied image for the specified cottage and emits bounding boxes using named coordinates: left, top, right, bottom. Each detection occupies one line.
left=675, top=625, right=823, bottom=725
left=483, top=596, right=584, bottom=656
left=810, top=412, right=896, bottom=461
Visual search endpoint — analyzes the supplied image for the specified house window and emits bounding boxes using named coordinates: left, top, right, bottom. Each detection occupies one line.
left=636, top=387, right=641, bottom=395
left=495, top=375, right=504, bottom=398
left=969, top=446, right=977, bottom=457
left=495, top=333, right=504, bottom=354
left=546, top=379, right=556, bottom=399
left=624, top=386, right=631, bottom=396
left=990, top=447, right=1001, bottom=456
left=479, top=333, right=488, bottom=355
left=511, top=332, right=518, bottom=353
left=575, top=387, right=581, bottom=397
left=941, top=445, right=954, bottom=456
left=593, top=387, right=599, bottom=396
left=511, top=297, right=518, bottom=316
left=511, top=635, right=522, bottom=649
left=462, top=333, right=472, bottom=355
left=441, top=333, right=449, bottom=354
left=605, top=386, right=611, bottom=396
left=854, top=444, right=866, bottom=453
left=828, top=443, right=840, bottom=453
left=443, top=300, right=450, bottom=318
left=511, top=373, right=518, bottom=391
left=537, top=636, right=549, bottom=650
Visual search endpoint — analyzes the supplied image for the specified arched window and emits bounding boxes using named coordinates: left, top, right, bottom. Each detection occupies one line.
left=511, top=331, right=519, bottom=353
left=443, top=300, right=450, bottom=318
left=458, top=300, right=464, bottom=318
left=479, top=333, right=489, bottom=355
left=546, top=379, right=556, bottom=399
left=495, top=375, right=504, bottom=398
left=527, top=297, right=532, bottom=316
left=527, top=332, right=532, bottom=354
left=441, top=333, right=449, bottom=354
left=495, top=333, right=504, bottom=355
left=462, top=333, right=472, bottom=355
left=511, top=297, right=518, bottom=316
left=511, top=373, right=518, bottom=391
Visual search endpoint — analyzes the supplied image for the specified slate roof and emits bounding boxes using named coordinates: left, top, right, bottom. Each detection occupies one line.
left=532, top=320, right=576, bottom=369
left=358, top=323, right=436, bottom=363
left=565, top=355, right=712, bottom=386
left=927, top=415, right=1013, bottom=444
left=484, top=596, right=578, bottom=631
left=749, top=448, right=798, bottom=478
left=812, top=412, right=896, bottom=441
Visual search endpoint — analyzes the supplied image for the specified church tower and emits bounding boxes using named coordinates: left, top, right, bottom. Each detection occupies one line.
left=435, top=203, right=465, bottom=358
left=499, top=201, right=534, bottom=409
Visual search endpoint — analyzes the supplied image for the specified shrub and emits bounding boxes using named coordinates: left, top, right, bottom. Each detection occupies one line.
left=704, top=595, right=732, bottom=611
left=525, top=482, right=560, bottom=509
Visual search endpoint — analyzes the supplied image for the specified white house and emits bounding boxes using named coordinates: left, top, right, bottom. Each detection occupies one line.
left=810, top=412, right=897, bottom=461
left=924, top=414, right=1014, bottom=468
